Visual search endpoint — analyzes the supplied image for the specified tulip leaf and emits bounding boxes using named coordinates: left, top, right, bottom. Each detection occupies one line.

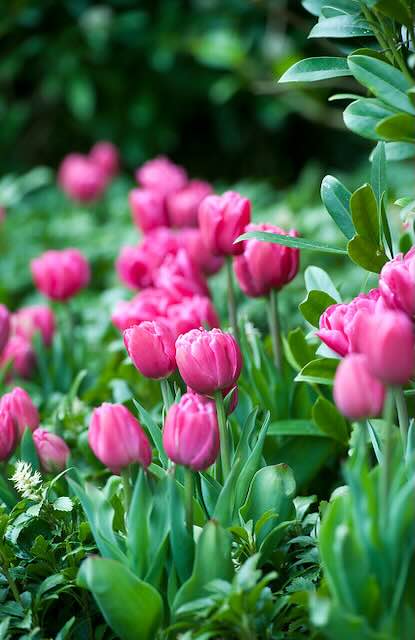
left=279, top=57, right=351, bottom=82
left=299, top=290, right=337, bottom=327
left=236, top=231, right=347, bottom=255
left=285, top=328, right=316, bottom=371
left=20, top=428, right=40, bottom=471
left=127, top=468, right=152, bottom=578
left=132, top=399, right=168, bottom=468
left=320, top=176, right=355, bottom=240
left=78, top=556, right=163, bottom=640
left=168, top=474, right=195, bottom=584
left=295, top=358, right=339, bottom=386
left=267, top=419, right=327, bottom=437
left=312, top=397, right=349, bottom=445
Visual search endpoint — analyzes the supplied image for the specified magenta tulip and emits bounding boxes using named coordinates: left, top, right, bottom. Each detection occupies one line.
left=111, top=288, right=176, bottom=332
left=163, top=392, right=220, bottom=471
left=0, top=408, right=17, bottom=461
left=334, top=354, right=385, bottom=419
left=135, top=156, right=187, bottom=195
left=33, top=428, right=70, bottom=472
left=58, top=154, right=107, bottom=202
left=379, top=249, right=415, bottom=316
left=0, top=336, right=36, bottom=380
left=166, top=295, right=220, bottom=338
left=89, top=403, right=152, bottom=474
left=31, top=249, right=90, bottom=301
left=167, top=180, right=213, bottom=228
left=0, top=387, right=39, bottom=439
left=155, top=249, right=210, bottom=302
left=175, top=328, right=242, bottom=394
left=129, top=188, right=169, bottom=233
left=11, top=305, right=55, bottom=346
left=198, top=191, right=251, bottom=256
left=180, top=228, right=224, bottom=276
left=0, top=304, right=10, bottom=354
left=124, top=320, right=176, bottom=379
left=89, top=141, right=119, bottom=179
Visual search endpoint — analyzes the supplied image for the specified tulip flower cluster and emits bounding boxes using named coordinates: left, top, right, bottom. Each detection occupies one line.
left=58, top=141, right=119, bottom=202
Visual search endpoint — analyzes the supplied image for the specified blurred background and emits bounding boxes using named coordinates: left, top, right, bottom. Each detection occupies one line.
left=2, top=0, right=371, bottom=184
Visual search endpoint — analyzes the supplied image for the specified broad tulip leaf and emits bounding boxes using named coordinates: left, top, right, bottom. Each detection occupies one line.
left=300, top=290, right=337, bottom=327
left=376, top=113, right=415, bottom=142
left=312, top=397, right=349, bottom=445
left=78, top=557, right=163, bottom=640
left=350, top=183, right=379, bottom=241
left=347, top=235, right=388, bottom=272
left=309, top=15, right=372, bottom=38
left=267, top=419, right=327, bottom=437
left=236, top=231, right=347, bottom=255
left=279, top=57, right=351, bottom=83
left=347, top=55, right=415, bottom=115
left=320, top=176, right=355, bottom=239
left=168, top=474, right=195, bottom=584
left=295, top=358, right=339, bottom=385
left=343, top=98, right=396, bottom=140
left=127, top=468, right=152, bottom=578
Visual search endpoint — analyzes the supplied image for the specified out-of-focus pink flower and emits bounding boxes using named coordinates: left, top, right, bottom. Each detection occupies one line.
left=316, top=290, right=381, bottom=357
left=180, top=228, right=224, bottom=276
left=0, top=305, right=10, bottom=354
left=0, top=336, right=36, bottom=380
left=136, top=156, right=187, bottom=196
left=11, top=306, right=55, bottom=346
left=334, top=354, right=385, bottom=420
left=129, top=188, right=169, bottom=233
left=31, top=249, right=90, bottom=302
left=167, top=180, right=213, bottom=228
left=0, top=387, right=39, bottom=438
left=379, top=249, right=415, bottom=316
left=58, top=154, right=107, bottom=202
left=198, top=191, right=251, bottom=256
left=176, top=327, right=242, bottom=395
left=33, top=428, right=70, bottom=472
left=166, top=296, right=220, bottom=338
left=234, top=223, right=300, bottom=297
left=124, top=320, right=176, bottom=379
left=162, top=392, right=220, bottom=471
left=0, top=408, right=17, bottom=461
left=155, top=249, right=210, bottom=302
left=111, top=288, right=177, bottom=332
left=89, top=141, right=119, bottom=179
left=89, top=403, right=152, bottom=474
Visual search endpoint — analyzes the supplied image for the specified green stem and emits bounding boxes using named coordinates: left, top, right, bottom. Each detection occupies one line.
left=183, top=467, right=194, bottom=534
left=394, top=386, right=408, bottom=451
left=214, top=390, right=231, bottom=480
left=267, top=289, right=282, bottom=370
left=160, top=378, right=173, bottom=412
left=121, top=466, right=132, bottom=515
left=381, top=388, right=395, bottom=526
left=226, top=256, right=239, bottom=341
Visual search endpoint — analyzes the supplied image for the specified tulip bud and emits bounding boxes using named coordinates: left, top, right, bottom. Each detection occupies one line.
left=111, top=288, right=176, bottom=332
left=89, top=141, right=119, bottom=179
left=333, top=354, right=385, bottom=419
left=186, top=385, right=238, bottom=415
left=135, top=155, right=187, bottom=195
left=358, top=310, right=414, bottom=385
left=154, top=249, right=210, bottom=302
left=234, top=223, right=299, bottom=297
left=88, top=403, right=152, bottom=474
left=31, top=249, right=90, bottom=302
left=167, top=180, right=213, bottom=228
left=198, top=191, right=251, bottom=256
left=0, top=408, right=17, bottom=461
left=166, top=296, right=220, bottom=338
left=179, top=228, right=224, bottom=276
left=58, top=154, right=107, bottom=202
left=129, top=188, right=169, bottom=233
left=11, top=305, right=55, bottom=346
left=379, top=250, right=415, bottom=316
left=32, top=428, right=70, bottom=472
left=0, top=304, right=10, bottom=354
left=176, top=328, right=242, bottom=394
left=0, top=387, right=39, bottom=438
left=163, top=392, right=220, bottom=470
left=124, top=320, right=176, bottom=379
left=0, top=336, right=36, bottom=380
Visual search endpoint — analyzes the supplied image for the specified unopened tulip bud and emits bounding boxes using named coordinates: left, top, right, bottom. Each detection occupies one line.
left=167, top=180, right=212, bottom=228
left=111, top=288, right=176, bottom=332
left=135, top=156, right=187, bottom=195
left=12, top=305, right=55, bottom=346
left=198, top=191, right=251, bottom=256
left=155, top=249, right=210, bottom=302
left=58, top=154, right=107, bottom=202
left=129, top=188, right=169, bottom=233
left=0, top=408, right=17, bottom=461
left=163, top=392, right=219, bottom=470
left=0, top=304, right=10, bottom=354
left=124, top=320, right=176, bottom=379
left=166, top=296, right=220, bottom=338
left=89, top=141, right=119, bottom=179
left=0, top=387, right=39, bottom=439
left=89, top=403, right=152, bottom=474
left=176, top=328, right=242, bottom=394
left=33, top=428, right=70, bottom=472
left=31, top=249, right=90, bottom=301
left=334, top=354, right=385, bottom=419
left=0, top=336, right=36, bottom=380
left=180, top=228, right=224, bottom=276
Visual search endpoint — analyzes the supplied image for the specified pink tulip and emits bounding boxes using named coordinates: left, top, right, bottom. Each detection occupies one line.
left=379, top=249, right=415, bottom=316
left=187, top=384, right=238, bottom=415
left=358, top=310, right=414, bottom=385
left=33, top=428, right=70, bottom=472
left=129, top=188, right=169, bottom=233
left=334, top=354, right=385, bottom=419
left=0, top=304, right=10, bottom=354
left=179, top=228, right=224, bottom=276
left=176, top=328, right=242, bottom=394
left=58, top=154, right=107, bottom=202
left=166, top=296, right=220, bottom=338
left=0, top=337, right=36, bottom=380
left=31, top=249, right=90, bottom=301
left=167, top=180, right=213, bottom=228
left=135, top=156, right=187, bottom=195
left=316, top=289, right=381, bottom=357
left=89, top=141, right=119, bottom=178
left=198, top=191, right=251, bottom=256
left=111, top=288, right=176, bottom=332
left=163, top=392, right=220, bottom=471
left=89, top=403, right=152, bottom=474
left=0, top=408, right=17, bottom=461
left=155, top=249, right=210, bottom=302
left=11, top=305, right=55, bottom=346
left=0, top=387, right=39, bottom=439
left=234, top=223, right=299, bottom=297
left=124, top=320, right=176, bottom=379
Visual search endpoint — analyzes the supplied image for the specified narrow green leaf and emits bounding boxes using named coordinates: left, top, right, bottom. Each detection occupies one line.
left=132, top=399, right=168, bottom=468
left=236, top=231, right=347, bottom=255
left=279, top=57, right=351, bottom=83
left=320, top=176, right=355, bottom=239
left=370, top=142, right=387, bottom=210
left=267, top=420, right=327, bottom=437
left=20, top=428, right=40, bottom=471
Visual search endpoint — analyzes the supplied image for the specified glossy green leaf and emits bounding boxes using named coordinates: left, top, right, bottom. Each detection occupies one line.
left=302, top=0, right=323, bottom=16
left=343, top=98, right=396, bottom=140
left=78, top=557, right=163, bottom=640
left=347, top=235, right=388, bottom=272
left=267, top=419, right=327, bottom=437
left=133, top=399, right=168, bottom=467
left=236, top=231, right=347, bottom=255
left=370, top=142, right=387, bottom=209
left=347, top=55, right=415, bottom=115
left=309, top=15, right=372, bottom=38
left=20, top=428, right=40, bottom=471
left=383, top=142, right=415, bottom=161
left=279, top=57, right=351, bottom=83
left=300, top=290, right=337, bottom=327
left=376, top=113, right=415, bottom=142
left=168, top=474, right=194, bottom=584
left=312, top=397, right=349, bottom=444
left=320, top=175, right=355, bottom=239
left=295, top=358, right=339, bottom=385
left=286, top=327, right=316, bottom=369
left=304, top=265, right=341, bottom=301
left=375, top=0, right=413, bottom=27
left=127, top=468, right=152, bottom=578
left=350, top=183, right=379, bottom=241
